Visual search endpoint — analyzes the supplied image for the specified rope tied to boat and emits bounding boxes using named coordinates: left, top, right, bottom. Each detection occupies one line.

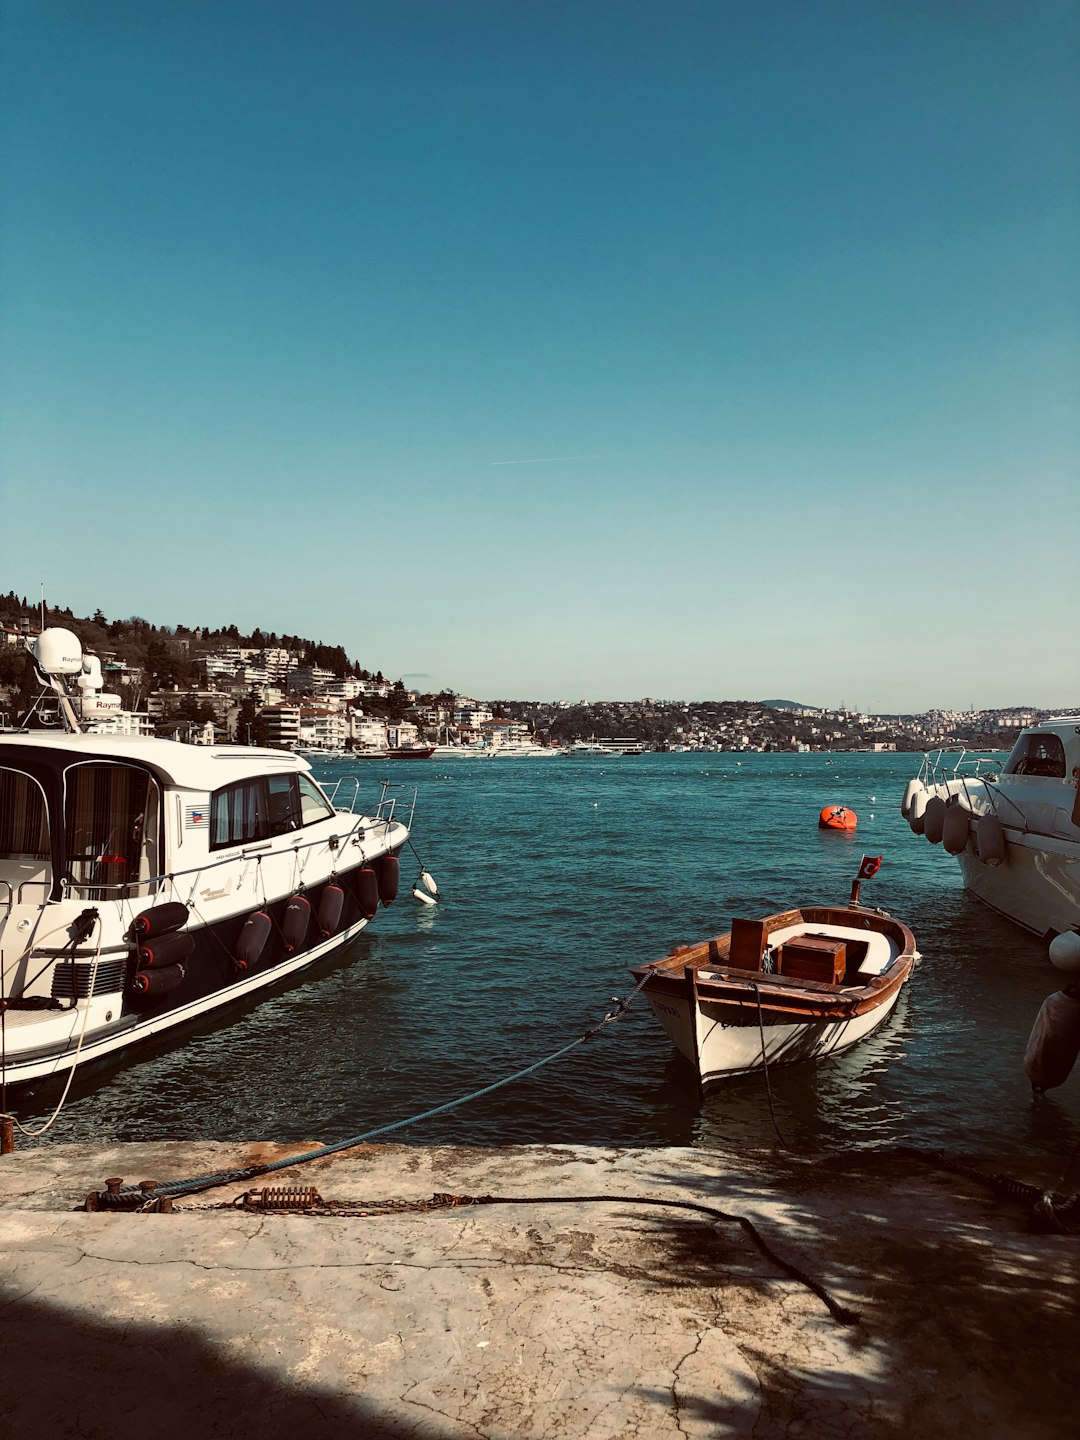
left=90, top=972, right=656, bottom=1211
left=2, top=911, right=104, bottom=1139
left=747, top=981, right=793, bottom=1150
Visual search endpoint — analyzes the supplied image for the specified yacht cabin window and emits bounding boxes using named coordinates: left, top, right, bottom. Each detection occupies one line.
left=1003, top=732, right=1067, bottom=779
left=0, top=767, right=52, bottom=902
left=0, top=768, right=50, bottom=861
left=210, top=772, right=335, bottom=851
left=64, top=762, right=160, bottom=898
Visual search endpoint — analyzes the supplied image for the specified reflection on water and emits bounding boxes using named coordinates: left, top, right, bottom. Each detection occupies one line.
left=12, top=752, right=1079, bottom=1160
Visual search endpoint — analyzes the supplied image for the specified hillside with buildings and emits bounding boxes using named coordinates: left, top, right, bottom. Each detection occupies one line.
left=0, top=592, right=1064, bottom=754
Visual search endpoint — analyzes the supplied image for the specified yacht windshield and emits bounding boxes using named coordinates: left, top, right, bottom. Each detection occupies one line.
left=1002, top=732, right=1067, bottom=779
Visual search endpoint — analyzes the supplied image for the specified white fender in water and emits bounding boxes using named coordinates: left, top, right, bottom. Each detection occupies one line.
left=975, top=813, right=1006, bottom=867
left=923, top=796, right=946, bottom=845
left=1049, top=929, right=1080, bottom=976
left=941, top=804, right=971, bottom=855
left=908, top=786, right=928, bottom=835
left=901, top=779, right=922, bottom=819
left=1024, top=987, right=1080, bottom=1092
left=412, top=885, right=437, bottom=906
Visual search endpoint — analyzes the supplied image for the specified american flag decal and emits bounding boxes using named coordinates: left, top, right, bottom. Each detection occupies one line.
left=185, top=804, right=209, bottom=830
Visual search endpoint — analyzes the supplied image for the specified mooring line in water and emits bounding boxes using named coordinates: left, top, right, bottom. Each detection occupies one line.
left=106, top=972, right=655, bottom=1204
left=748, top=981, right=793, bottom=1151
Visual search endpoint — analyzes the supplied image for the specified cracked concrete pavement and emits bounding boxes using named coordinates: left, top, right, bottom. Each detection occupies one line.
left=0, top=1141, right=1075, bottom=1438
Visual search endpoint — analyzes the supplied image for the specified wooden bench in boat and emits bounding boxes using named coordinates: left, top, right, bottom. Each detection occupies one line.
left=713, top=918, right=896, bottom=985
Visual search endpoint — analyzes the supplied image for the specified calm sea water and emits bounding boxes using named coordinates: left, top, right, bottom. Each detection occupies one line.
left=14, top=752, right=1080, bottom=1160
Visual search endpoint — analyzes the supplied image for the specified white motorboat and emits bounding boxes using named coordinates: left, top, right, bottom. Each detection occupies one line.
left=631, top=862, right=917, bottom=1082
left=488, top=742, right=560, bottom=758
left=0, top=629, right=414, bottom=1091
left=903, top=717, right=1080, bottom=942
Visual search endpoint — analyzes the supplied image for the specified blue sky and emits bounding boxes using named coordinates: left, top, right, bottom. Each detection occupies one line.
left=2, top=2, right=1077, bottom=710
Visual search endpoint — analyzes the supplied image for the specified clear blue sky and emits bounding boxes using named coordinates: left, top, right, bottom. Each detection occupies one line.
left=2, top=2, right=1077, bottom=710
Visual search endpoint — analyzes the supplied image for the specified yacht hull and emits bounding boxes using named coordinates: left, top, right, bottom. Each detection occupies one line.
left=2, top=912, right=373, bottom=1089
left=956, top=835, right=1080, bottom=939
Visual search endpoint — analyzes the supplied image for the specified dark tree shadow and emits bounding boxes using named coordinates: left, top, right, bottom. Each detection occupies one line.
left=617, top=1149, right=1079, bottom=1438
left=0, top=1286, right=446, bottom=1440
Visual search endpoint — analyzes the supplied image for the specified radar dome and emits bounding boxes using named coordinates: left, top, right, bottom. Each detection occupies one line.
left=33, top=628, right=84, bottom=676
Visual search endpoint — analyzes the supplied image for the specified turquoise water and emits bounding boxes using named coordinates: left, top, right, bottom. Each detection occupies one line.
left=16, top=752, right=1080, bottom=1159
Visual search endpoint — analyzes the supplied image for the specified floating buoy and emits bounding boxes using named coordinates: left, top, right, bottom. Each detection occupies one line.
left=419, top=870, right=438, bottom=896
left=136, top=930, right=194, bottom=970
left=235, top=910, right=272, bottom=971
left=819, top=806, right=857, bottom=831
left=942, top=804, right=971, bottom=855
left=1049, top=929, right=1080, bottom=976
left=282, top=894, right=312, bottom=953
left=923, top=796, right=946, bottom=845
left=1024, top=986, right=1080, bottom=1092
left=355, top=865, right=379, bottom=919
left=975, top=814, right=1006, bottom=867
left=376, top=852, right=400, bottom=906
left=412, top=885, right=437, bottom=905
left=317, top=883, right=344, bottom=937
left=908, top=788, right=928, bottom=835
left=131, top=962, right=187, bottom=997
left=130, top=902, right=190, bottom=940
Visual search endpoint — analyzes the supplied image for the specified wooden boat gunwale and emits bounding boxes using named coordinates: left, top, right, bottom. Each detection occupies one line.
left=631, top=904, right=917, bottom=1025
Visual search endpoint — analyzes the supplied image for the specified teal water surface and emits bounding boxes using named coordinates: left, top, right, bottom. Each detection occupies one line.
left=16, top=752, right=1080, bottom=1159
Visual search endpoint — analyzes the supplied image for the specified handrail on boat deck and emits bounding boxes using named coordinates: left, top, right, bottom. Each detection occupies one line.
left=51, top=806, right=407, bottom=904
left=317, top=776, right=417, bottom=833
left=917, top=748, right=1001, bottom=792
left=322, top=775, right=362, bottom=813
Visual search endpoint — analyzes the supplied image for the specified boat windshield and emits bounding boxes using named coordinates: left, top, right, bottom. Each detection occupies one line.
left=64, top=762, right=161, bottom=899
left=1002, top=731, right=1067, bottom=779
left=0, top=766, right=52, bottom=905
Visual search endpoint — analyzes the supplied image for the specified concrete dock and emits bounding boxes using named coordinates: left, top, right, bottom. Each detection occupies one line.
left=0, top=1140, right=1075, bottom=1438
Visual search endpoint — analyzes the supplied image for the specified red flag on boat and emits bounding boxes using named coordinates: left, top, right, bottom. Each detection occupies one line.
left=857, top=855, right=883, bottom=880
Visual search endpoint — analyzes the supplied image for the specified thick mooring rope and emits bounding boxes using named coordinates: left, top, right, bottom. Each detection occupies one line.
left=113, top=975, right=653, bottom=1204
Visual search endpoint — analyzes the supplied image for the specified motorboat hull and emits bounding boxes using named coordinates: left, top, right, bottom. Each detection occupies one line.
left=956, top=836, right=1080, bottom=939
left=642, top=980, right=903, bottom=1082
left=1, top=910, right=373, bottom=1089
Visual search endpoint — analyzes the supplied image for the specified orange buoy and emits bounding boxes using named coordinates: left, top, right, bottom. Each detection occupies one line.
left=819, top=805, right=857, bottom=831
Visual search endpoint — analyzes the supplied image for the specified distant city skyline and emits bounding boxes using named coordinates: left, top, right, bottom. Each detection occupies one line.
left=2, top=3, right=1077, bottom=712
left=2, top=591, right=1072, bottom=717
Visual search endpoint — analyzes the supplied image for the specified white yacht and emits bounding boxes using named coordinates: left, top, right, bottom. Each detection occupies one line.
left=902, top=717, right=1080, bottom=942
left=488, top=742, right=560, bottom=758
left=0, top=629, right=412, bottom=1090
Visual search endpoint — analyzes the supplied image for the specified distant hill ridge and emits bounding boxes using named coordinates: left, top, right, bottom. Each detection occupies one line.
left=761, top=699, right=810, bottom=710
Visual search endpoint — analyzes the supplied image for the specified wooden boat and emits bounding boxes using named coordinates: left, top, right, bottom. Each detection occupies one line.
left=630, top=862, right=917, bottom=1083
